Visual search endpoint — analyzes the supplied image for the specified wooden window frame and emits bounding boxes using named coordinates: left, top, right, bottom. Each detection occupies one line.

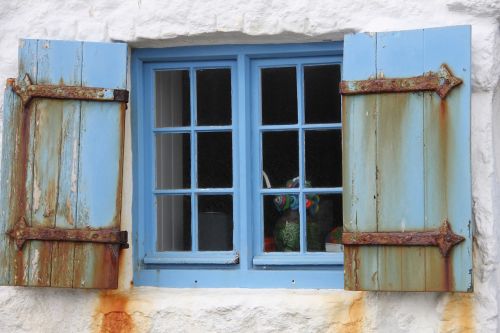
left=131, top=42, right=345, bottom=288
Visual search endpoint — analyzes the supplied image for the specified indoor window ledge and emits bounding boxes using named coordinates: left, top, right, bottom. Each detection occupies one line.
left=253, top=252, right=343, bottom=266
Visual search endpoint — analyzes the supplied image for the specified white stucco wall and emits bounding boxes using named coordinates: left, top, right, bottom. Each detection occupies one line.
left=0, top=0, right=499, bottom=332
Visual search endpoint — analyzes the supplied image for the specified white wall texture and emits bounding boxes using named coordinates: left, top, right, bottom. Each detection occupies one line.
left=0, top=0, right=499, bottom=332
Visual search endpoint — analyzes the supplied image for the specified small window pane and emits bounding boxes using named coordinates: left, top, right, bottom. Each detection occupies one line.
left=157, top=195, right=191, bottom=251
left=198, top=195, right=233, bottom=251
left=196, top=69, right=232, bottom=125
left=197, top=132, right=232, bottom=188
left=306, top=194, right=343, bottom=252
left=305, top=130, right=342, bottom=187
left=156, top=133, right=190, bottom=189
left=262, top=131, right=298, bottom=188
left=264, top=194, right=300, bottom=252
left=261, top=67, right=297, bottom=125
left=155, top=70, right=190, bottom=127
left=304, top=65, right=341, bottom=124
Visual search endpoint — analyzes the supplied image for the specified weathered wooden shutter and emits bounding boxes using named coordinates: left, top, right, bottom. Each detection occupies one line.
left=341, top=26, right=472, bottom=291
left=0, top=39, right=129, bottom=289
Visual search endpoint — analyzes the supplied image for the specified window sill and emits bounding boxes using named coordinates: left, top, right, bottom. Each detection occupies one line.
left=143, top=252, right=239, bottom=265
left=253, top=252, right=343, bottom=266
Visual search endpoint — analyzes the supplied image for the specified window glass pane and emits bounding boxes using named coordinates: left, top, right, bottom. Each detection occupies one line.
left=197, top=132, right=232, bottom=188
left=155, top=70, right=190, bottom=127
left=198, top=195, right=233, bottom=251
left=261, top=67, right=297, bottom=125
left=306, top=193, right=343, bottom=252
left=264, top=194, right=300, bottom=252
left=196, top=68, right=232, bottom=125
left=304, top=65, right=341, bottom=124
left=262, top=131, right=298, bottom=188
left=156, top=133, right=190, bottom=189
left=305, top=130, right=342, bottom=187
left=157, top=195, right=191, bottom=251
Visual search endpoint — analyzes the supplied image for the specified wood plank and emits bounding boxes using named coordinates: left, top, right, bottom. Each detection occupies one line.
left=30, top=99, right=63, bottom=286
left=342, top=32, right=378, bottom=290
left=51, top=99, right=81, bottom=287
left=73, top=42, right=127, bottom=288
left=423, top=26, right=472, bottom=291
left=0, top=83, right=16, bottom=284
left=423, top=91, right=448, bottom=291
left=376, top=30, right=425, bottom=291
left=29, top=40, right=82, bottom=286
left=16, top=40, right=39, bottom=286
left=1, top=39, right=39, bottom=286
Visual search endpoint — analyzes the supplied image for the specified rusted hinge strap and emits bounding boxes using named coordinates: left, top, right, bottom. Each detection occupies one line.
left=339, top=64, right=462, bottom=99
left=9, top=74, right=129, bottom=107
left=7, top=217, right=129, bottom=250
left=342, top=220, right=464, bottom=257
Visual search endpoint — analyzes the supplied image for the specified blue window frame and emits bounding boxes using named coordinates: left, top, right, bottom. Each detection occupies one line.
left=132, top=42, right=344, bottom=288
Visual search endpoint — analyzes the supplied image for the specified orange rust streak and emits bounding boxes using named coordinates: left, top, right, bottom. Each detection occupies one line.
left=440, top=294, right=474, bottom=333
left=439, top=99, right=455, bottom=291
left=116, top=102, right=127, bottom=290
left=339, top=293, right=365, bottom=333
left=11, top=97, right=33, bottom=284
left=95, top=291, right=134, bottom=333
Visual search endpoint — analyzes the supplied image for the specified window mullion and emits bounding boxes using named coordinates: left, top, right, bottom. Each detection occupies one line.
left=297, top=64, right=306, bottom=254
left=190, top=67, right=198, bottom=252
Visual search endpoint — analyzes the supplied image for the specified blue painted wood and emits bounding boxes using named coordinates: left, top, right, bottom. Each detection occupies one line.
left=0, top=39, right=38, bottom=286
left=132, top=42, right=345, bottom=288
left=154, top=125, right=232, bottom=133
left=148, top=60, right=238, bottom=257
left=142, top=63, right=156, bottom=258
left=342, top=32, right=378, bottom=290
left=253, top=253, right=343, bottom=266
left=144, top=252, right=239, bottom=264
left=376, top=30, right=425, bottom=291
left=190, top=67, right=198, bottom=251
left=423, top=26, right=472, bottom=291
left=0, top=39, right=128, bottom=289
left=230, top=64, right=240, bottom=258
left=0, top=81, right=17, bottom=285
left=260, top=123, right=342, bottom=131
left=136, top=266, right=344, bottom=289
left=17, top=39, right=39, bottom=286
left=343, top=26, right=472, bottom=292
left=236, top=53, right=252, bottom=270
left=29, top=40, right=83, bottom=287
left=74, top=42, right=127, bottom=289
left=134, top=43, right=342, bottom=63
left=131, top=51, right=146, bottom=273
left=47, top=40, right=83, bottom=287
left=250, top=55, right=343, bottom=259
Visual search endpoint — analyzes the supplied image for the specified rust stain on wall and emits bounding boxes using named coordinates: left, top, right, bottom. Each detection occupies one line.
left=337, top=293, right=365, bottom=333
left=440, top=293, right=475, bottom=333
left=95, top=291, right=134, bottom=333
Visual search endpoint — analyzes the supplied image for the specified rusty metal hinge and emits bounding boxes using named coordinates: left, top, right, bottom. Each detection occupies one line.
left=342, top=220, right=464, bottom=257
left=7, top=217, right=129, bottom=250
left=339, top=64, right=462, bottom=99
left=9, top=74, right=129, bottom=107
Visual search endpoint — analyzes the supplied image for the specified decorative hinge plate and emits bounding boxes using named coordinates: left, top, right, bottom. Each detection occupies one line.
left=342, top=220, right=464, bottom=257
left=7, top=217, right=129, bottom=250
left=339, top=64, right=462, bottom=99
left=8, top=73, right=129, bottom=107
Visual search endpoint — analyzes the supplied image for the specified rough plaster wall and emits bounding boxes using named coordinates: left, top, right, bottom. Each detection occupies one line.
left=0, top=0, right=499, bottom=332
